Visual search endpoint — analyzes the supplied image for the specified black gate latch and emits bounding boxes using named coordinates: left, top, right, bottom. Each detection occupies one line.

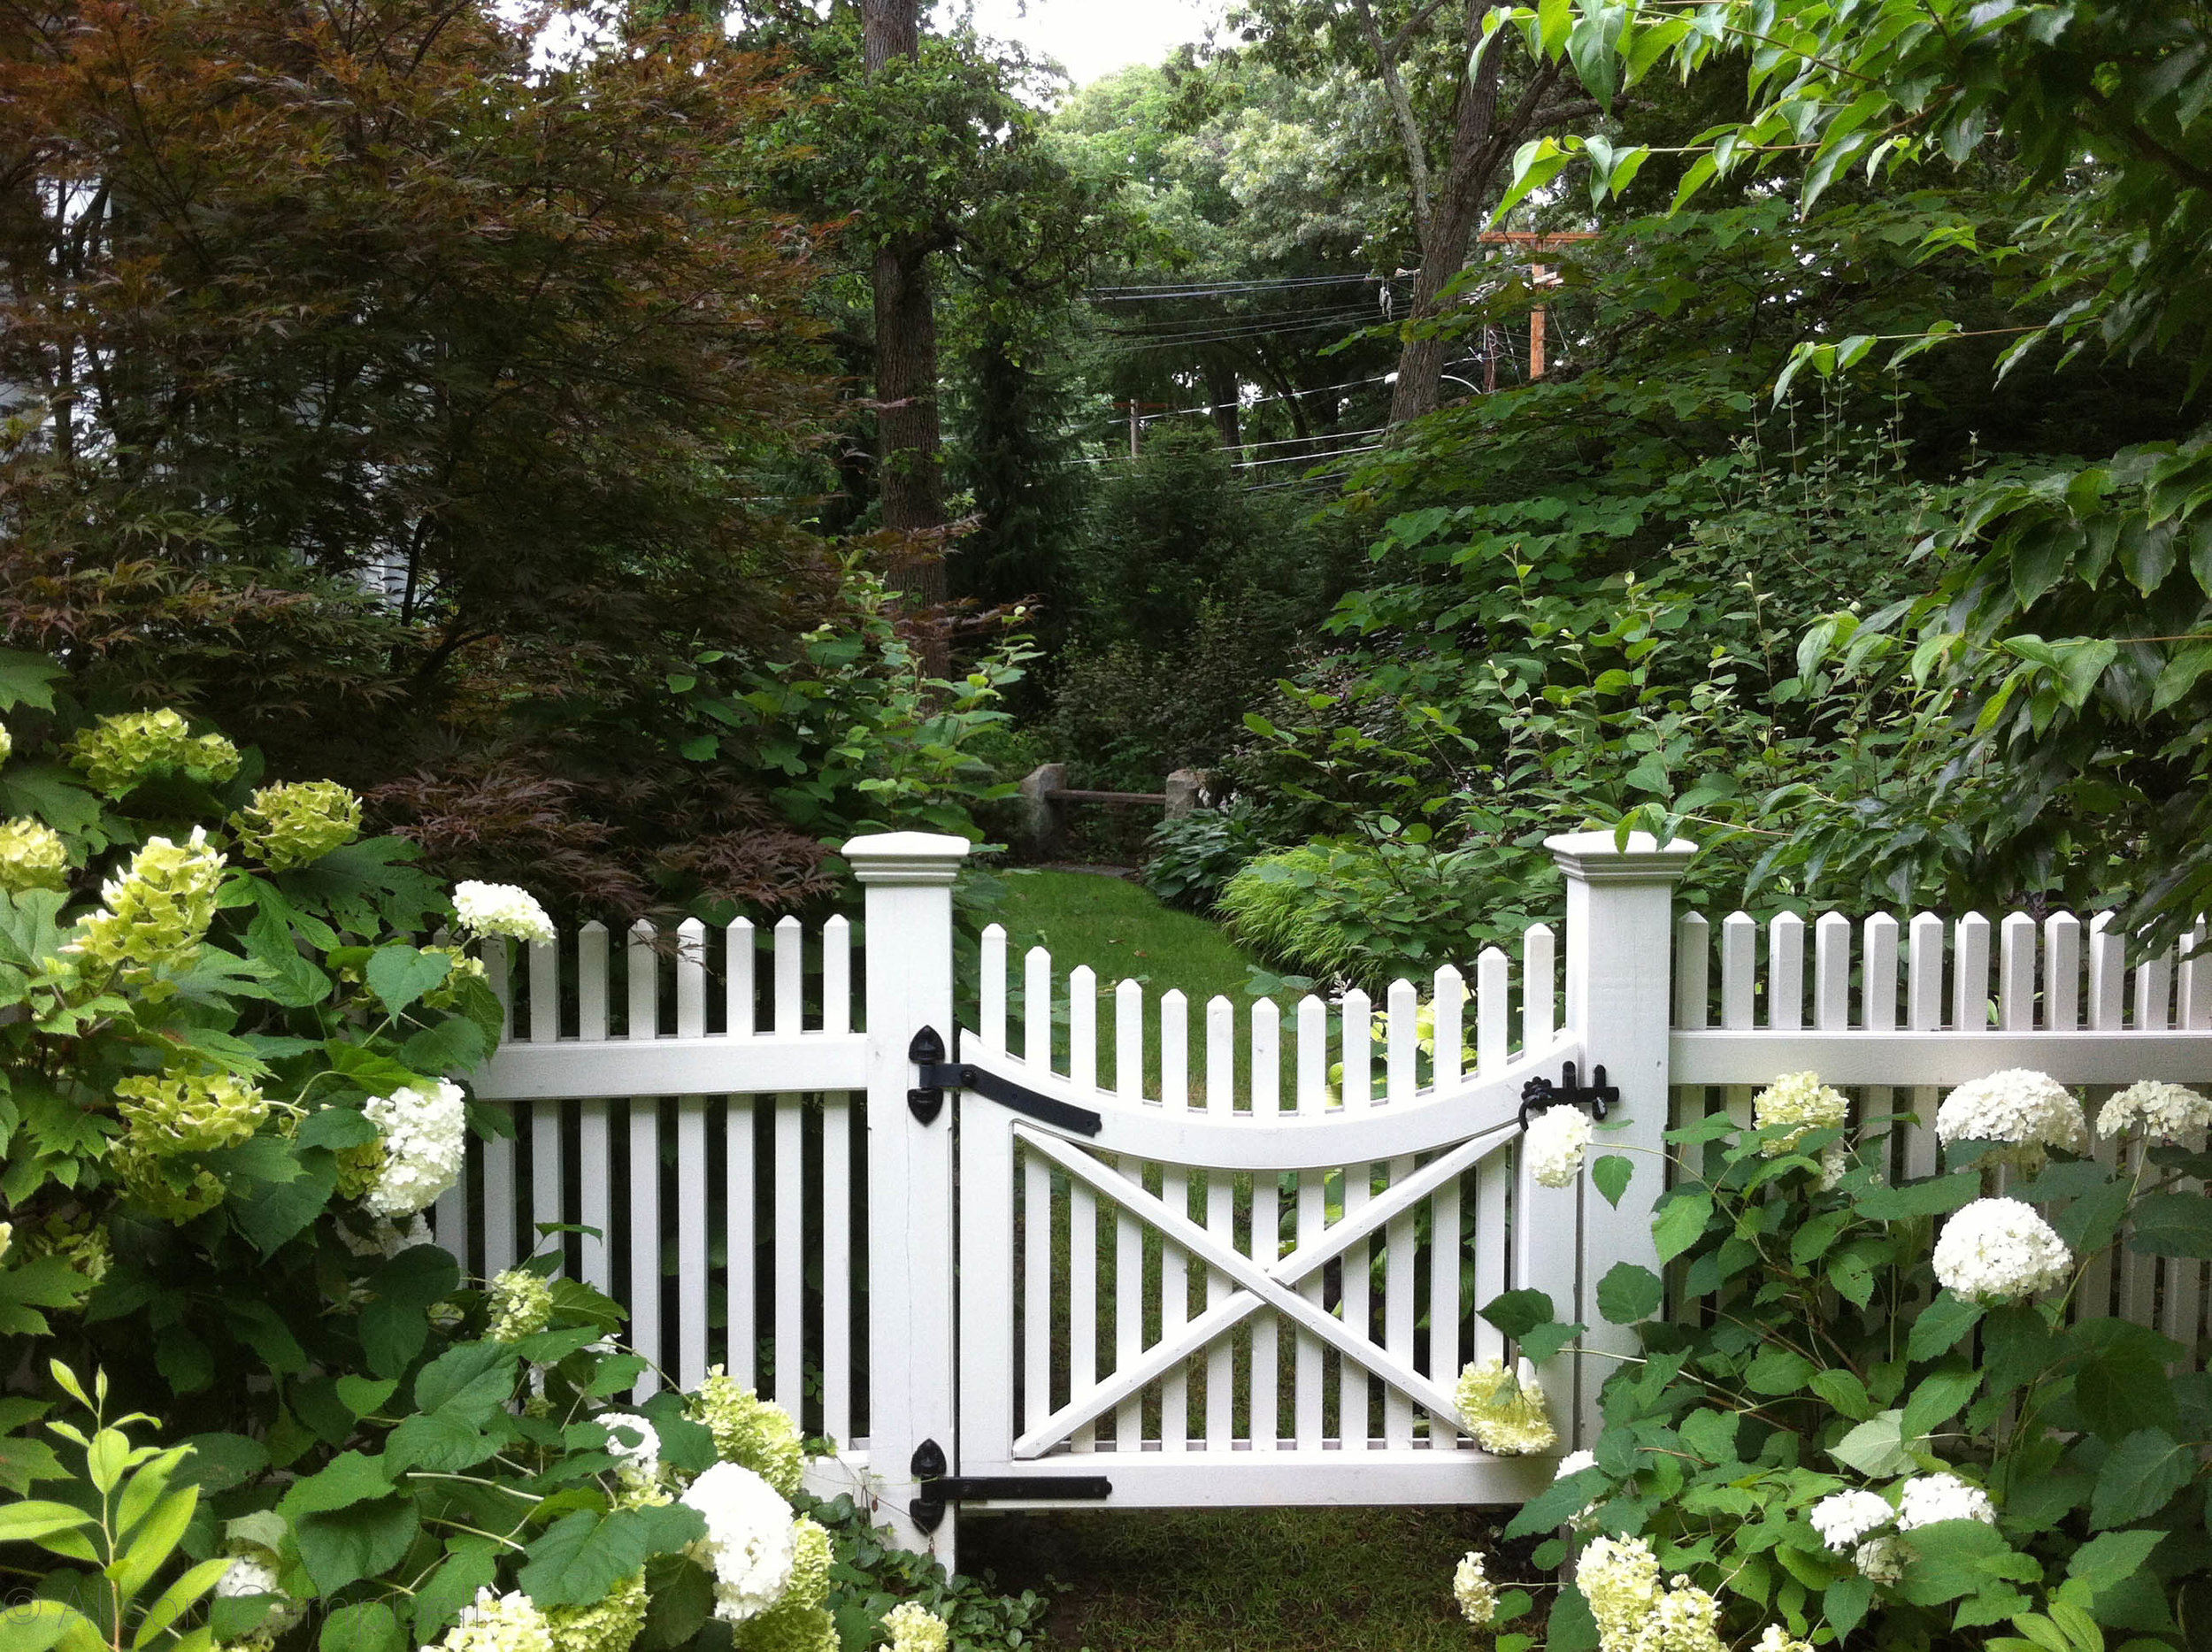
left=1518, top=1060, right=1618, bottom=1129
left=906, top=1026, right=1103, bottom=1135
left=907, top=1439, right=1111, bottom=1533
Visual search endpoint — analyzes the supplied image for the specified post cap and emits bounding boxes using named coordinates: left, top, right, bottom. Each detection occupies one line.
left=842, top=831, right=973, bottom=886
left=1545, top=829, right=1698, bottom=885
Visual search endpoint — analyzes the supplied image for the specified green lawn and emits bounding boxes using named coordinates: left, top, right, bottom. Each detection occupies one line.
left=980, top=870, right=1292, bottom=1102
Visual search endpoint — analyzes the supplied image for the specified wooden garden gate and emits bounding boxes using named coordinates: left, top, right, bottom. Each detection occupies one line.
left=457, top=829, right=2212, bottom=1565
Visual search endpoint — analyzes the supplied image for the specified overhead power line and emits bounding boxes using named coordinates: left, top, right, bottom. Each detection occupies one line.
left=1088, top=274, right=1389, bottom=299
left=1098, top=306, right=1380, bottom=353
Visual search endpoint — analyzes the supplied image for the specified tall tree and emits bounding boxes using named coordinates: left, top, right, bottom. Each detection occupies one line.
left=1230, top=1, right=1594, bottom=421
left=862, top=0, right=948, bottom=607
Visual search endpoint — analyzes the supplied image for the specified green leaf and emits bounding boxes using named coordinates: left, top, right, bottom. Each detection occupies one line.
left=229, top=1152, right=337, bottom=1255
left=1829, top=1410, right=1916, bottom=1477
left=1854, top=1172, right=1980, bottom=1219
left=279, top=1451, right=392, bottom=1520
left=412, top=1341, right=518, bottom=1418
left=297, top=1107, right=379, bottom=1152
left=2128, top=1192, right=2212, bottom=1257
left=0, top=649, right=65, bottom=711
left=399, top=1016, right=490, bottom=1077
left=1594, top=1263, right=1662, bottom=1325
left=1744, top=1347, right=1815, bottom=1395
left=414, top=1538, right=501, bottom=1640
left=365, top=945, right=453, bottom=1018
left=293, top=1496, right=419, bottom=1597
left=1654, top=1191, right=1713, bottom=1263
left=1502, top=1466, right=1610, bottom=1539
left=1907, top=1293, right=1985, bottom=1361
left=1591, top=1154, right=1633, bottom=1208
left=1901, top=1368, right=1981, bottom=1440
left=321, top=1602, right=405, bottom=1652
left=518, top=1503, right=706, bottom=1609
left=1809, top=1368, right=1873, bottom=1420
left=641, top=1556, right=716, bottom=1650
left=1520, top=1319, right=1585, bottom=1363
left=2090, top=1429, right=2193, bottom=1529
left=1825, top=1573, right=1872, bottom=1637
left=1479, top=1289, right=1556, bottom=1340
left=1899, top=1520, right=2039, bottom=1606
left=2067, top=1528, right=2166, bottom=1596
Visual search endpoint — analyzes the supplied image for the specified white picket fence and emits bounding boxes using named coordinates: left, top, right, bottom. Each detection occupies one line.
left=443, top=831, right=2212, bottom=1562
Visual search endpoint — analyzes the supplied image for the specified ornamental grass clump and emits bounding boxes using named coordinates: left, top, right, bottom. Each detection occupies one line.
left=1470, top=1064, right=2212, bottom=1650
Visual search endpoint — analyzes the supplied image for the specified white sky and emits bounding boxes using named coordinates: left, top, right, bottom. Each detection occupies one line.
left=945, top=0, right=1225, bottom=88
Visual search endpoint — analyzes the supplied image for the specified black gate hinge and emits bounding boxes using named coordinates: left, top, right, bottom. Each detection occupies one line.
left=1518, top=1060, right=1618, bottom=1129
left=906, top=1026, right=1103, bottom=1135
left=907, top=1439, right=1111, bottom=1533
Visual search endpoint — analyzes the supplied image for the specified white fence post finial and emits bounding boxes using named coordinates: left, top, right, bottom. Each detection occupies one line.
left=1544, top=828, right=1697, bottom=1444
left=843, top=830, right=971, bottom=1563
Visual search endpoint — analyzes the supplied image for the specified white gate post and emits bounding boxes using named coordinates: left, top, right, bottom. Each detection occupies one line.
left=1546, top=829, right=1695, bottom=1443
left=844, top=831, right=971, bottom=1562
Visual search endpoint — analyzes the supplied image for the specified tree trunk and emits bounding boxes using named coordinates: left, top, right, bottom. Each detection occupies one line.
left=1203, top=358, right=1242, bottom=458
left=862, top=0, right=949, bottom=655
left=1385, top=3, right=1559, bottom=424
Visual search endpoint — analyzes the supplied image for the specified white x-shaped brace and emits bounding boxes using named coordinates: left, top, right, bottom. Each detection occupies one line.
left=1010, top=1119, right=1519, bottom=1458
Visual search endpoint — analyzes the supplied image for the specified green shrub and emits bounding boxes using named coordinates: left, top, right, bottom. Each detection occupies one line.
left=1217, top=833, right=1560, bottom=990
left=1462, top=1071, right=2212, bottom=1652
left=1141, top=801, right=1271, bottom=911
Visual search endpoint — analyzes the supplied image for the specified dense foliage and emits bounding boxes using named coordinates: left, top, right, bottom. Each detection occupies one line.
left=1466, top=1072, right=2212, bottom=1651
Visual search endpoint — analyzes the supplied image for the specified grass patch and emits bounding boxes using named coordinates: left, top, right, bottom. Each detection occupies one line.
left=981, top=870, right=1292, bottom=1101
left=963, top=1506, right=1508, bottom=1652
left=992, top=869, right=1262, bottom=1010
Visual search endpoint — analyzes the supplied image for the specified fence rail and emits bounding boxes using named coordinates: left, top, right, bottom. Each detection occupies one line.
left=431, top=831, right=2212, bottom=1562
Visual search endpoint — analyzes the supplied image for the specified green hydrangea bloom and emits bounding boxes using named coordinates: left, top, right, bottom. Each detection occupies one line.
left=733, top=1599, right=839, bottom=1652
left=1454, top=1357, right=1558, bottom=1456
left=69, top=710, right=240, bottom=797
left=488, top=1268, right=555, bottom=1342
left=0, top=817, right=70, bottom=894
left=334, top=1137, right=387, bottom=1201
left=69, top=828, right=225, bottom=986
left=111, top=1141, right=226, bottom=1221
left=784, top=1519, right=832, bottom=1612
left=547, top=1571, right=648, bottom=1652
left=882, top=1602, right=949, bottom=1652
left=115, top=1070, right=269, bottom=1156
left=21, top=1216, right=111, bottom=1284
left=0, top=721, right=12, bottom=764
left=229, top=780, right=361, bottom=871
left=688, top=1367, right=804, bottom=1495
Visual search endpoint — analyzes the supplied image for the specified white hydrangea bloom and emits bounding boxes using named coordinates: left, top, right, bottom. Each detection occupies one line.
left=1932, top=1197, right=2072, bottom=1301
left=453, top=880, right=556, bottom=947
left=1755, top=1626, right=1814, bottom=1652
left=1555, top=1448, right=1601, bottom=1525
left=1525, top=1106, right=1594, bottom=1187
left=1894, top=1471, right=1996, bottom=1531
left=1650, top=1579, right=1724, bottom=1652
left=1816, top=1143, right=1849, bottom=1190
left=1854, top=1535, right=1906, bottom=1585
left=1453, top=1551, right=1497, bottom=1625
left=595, top=1411, right=662, bottom=1479
left=2098, top=1080, right=2212, bottom=1149
left=434, top=1587, right=555, bottom=1652
left=1809, top=1489, right=1892, bottom=1552
left=1935, top=1069, right=2086, bottom=1165
left=680, top=1460, right=799, bottom=1623
left=361, top=1079, right=468, bottom=1217
left=1751, top=1071, right=1848, bottom=1156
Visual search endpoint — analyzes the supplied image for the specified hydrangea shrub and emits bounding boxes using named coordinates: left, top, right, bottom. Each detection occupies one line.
left=1460, top=1067, right=2212, bottom=1652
